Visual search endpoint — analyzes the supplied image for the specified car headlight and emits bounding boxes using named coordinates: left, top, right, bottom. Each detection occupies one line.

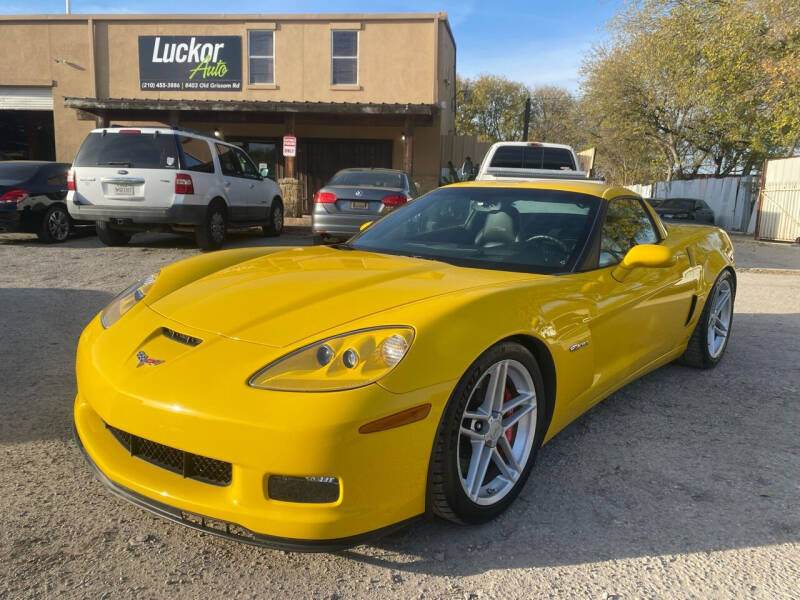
left=249, top=327, right=414, bottom=392
left=101, top=273, right=159, bottom=329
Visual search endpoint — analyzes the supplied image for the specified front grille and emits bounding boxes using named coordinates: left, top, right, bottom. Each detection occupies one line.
left=106, top=423, right=231, bottom=486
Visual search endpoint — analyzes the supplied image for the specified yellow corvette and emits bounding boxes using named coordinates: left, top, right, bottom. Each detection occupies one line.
left=74, top=179, right=736, bottom=550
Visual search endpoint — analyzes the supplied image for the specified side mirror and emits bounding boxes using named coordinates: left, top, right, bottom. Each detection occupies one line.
left=259, top=163, right=269, bottom=178
left=359, top=221, right=373, bottom=232
left=612, top=244, right=674, bottom=281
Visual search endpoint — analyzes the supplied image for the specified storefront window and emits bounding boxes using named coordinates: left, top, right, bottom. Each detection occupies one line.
left=332, top=30, right=358, bottom=85
left=248, top=30, right=274, bottom=85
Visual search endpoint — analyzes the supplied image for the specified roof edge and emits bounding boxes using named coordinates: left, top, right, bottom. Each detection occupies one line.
left=0, top=12, right=446, bottom=23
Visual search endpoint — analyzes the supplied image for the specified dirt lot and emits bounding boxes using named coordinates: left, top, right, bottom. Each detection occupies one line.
left=0, top=230, right=798, bottom=599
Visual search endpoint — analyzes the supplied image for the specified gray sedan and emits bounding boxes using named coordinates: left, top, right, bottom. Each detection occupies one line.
left=311, top=168, right=417, bottom=242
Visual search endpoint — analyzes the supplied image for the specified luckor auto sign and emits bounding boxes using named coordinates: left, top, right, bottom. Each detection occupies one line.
left=138, top=36, right=242, bottom=91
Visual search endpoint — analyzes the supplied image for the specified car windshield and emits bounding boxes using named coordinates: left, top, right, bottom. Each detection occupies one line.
left=328, top=171, right=403, bottom=189
left=0, top=163, right=39, bottom=183
left=74, top=131, right=180, bottom=169
left=349, top=187, right=600, bottom=273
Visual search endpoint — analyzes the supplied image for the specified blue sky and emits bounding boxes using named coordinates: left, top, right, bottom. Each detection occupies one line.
left=2, top=0, right=623, bottom=91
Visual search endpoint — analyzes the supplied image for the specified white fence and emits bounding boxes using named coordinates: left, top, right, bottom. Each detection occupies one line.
left=755, top=156, right=800, bottom=242
left=627, top=176, right=758, bottom=231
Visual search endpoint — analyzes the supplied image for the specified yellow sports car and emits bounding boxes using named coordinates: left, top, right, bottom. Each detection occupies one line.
left=74, top=179, right=736, bottom=550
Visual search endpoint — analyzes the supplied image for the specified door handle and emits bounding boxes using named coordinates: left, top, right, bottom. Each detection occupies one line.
left=249, top=183, right=255, bottom=189
left=224, top=182, right=231, bottom=188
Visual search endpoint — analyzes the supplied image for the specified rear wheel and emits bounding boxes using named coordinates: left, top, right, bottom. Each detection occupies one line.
left=195, top=203, right=227, bottom=251
left=37, top=205, right=71, bottom=243
left=262, top=200, right=284, bottom=237
left=428, top=342, right=547, bottom=524
left=680, top=270, right=735, bottom=368
left=95, top=221, right=131, bottom=246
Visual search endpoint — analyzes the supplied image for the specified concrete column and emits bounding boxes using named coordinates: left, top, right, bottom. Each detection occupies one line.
left=278, top=178, right=302, bottom=218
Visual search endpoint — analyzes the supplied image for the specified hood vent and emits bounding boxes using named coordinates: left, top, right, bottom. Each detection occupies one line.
left=162, top=327, right=202, bottom=347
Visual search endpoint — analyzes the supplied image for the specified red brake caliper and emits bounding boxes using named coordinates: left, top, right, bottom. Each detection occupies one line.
left=502, top=384, right=516, bottom=445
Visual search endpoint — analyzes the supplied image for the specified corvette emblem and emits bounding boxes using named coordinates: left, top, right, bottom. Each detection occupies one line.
left=136, top=351, right=164, bottom=368
left=354, top=189, right=362, bottom=197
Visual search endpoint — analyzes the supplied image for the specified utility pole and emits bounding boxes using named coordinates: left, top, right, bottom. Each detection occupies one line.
left=66, top=0, right=71, bottom=13
left=522, top=97, right=531, bottom=141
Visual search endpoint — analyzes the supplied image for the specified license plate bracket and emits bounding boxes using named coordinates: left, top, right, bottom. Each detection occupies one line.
left=350, top=201, right=369, bottom=210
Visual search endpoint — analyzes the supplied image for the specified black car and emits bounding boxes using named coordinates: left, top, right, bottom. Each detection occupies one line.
left=0, top=161, right=92, bottom=243
left=654, top=197, right=715, bottom=224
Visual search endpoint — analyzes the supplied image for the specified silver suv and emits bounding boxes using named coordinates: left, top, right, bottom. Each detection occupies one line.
left=67, top=127, right=284, bottom=250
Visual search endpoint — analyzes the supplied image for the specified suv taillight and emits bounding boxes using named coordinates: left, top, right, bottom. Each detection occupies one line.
left=175, top=173, right=194, bottom=195
left=381, top=194, right=408, bottom=207
left=313, top=191, right=337, bottom=204
left=0, top=189, right=28, bottom=204
left=67, top=169, right=75, bottom=191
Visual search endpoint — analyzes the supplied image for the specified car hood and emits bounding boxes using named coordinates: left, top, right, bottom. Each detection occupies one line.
left=148, top=246, right=532, bottom=347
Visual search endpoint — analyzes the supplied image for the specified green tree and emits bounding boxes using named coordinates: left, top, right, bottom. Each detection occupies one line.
left=456, top=75, right=529, bottom=142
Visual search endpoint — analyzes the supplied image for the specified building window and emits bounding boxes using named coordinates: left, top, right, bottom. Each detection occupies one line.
left=331, top=30, right=358, bottom=85
left=248, top=30, right=274, bottom=85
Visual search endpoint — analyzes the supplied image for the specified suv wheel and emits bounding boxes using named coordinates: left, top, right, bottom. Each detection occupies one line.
left=96, top=221, right=131, bottom=246
left=196, top=203, right=227, bottom=251
left=38, top=205, right=71, bottom=243
left=262, top=200, right=284, bottom=237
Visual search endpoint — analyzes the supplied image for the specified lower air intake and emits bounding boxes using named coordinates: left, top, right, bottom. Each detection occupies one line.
left=106, top=423, right=232, bottom=486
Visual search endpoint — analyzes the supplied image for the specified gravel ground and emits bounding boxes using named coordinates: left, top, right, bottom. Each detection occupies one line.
left=0, top=230, right=798, bottom=599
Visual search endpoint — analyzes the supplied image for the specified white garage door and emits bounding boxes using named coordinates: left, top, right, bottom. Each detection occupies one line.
left=0, top=87, right=54, bottom=110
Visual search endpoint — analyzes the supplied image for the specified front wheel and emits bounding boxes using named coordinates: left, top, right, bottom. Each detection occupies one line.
left=262, top=200, right=283, bottom=237
left=679, top=270, right=735, bottom=368
left=37, top=205, right=71, bottom=243
left=428, top=342, right=547, bottom=524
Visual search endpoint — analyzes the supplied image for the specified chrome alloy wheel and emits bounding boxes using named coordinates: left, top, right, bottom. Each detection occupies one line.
left=48, top=208, right=70, bottom=241
left=707, top=278, right=733, bottom=358
left=457, top=359, right=537, bottom=506
left=210, top=211, right=226, bottom=243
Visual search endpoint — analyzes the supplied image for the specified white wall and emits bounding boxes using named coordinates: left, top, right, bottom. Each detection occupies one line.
left=626, top=176, right=758, bottom=231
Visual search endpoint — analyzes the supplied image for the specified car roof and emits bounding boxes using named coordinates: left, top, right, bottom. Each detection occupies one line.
left=89, top=126, right=220, bottom=142
left=486, top=141, right=575, bottom=151
left=448, top=179, right=634, bottom=201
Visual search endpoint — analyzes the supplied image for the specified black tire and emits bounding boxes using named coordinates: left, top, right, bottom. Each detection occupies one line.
left=95, top=221, right=131, bottom=246
left=262, top=199, right=284, bottom=237
left=312, top=235, right=329, bottom=245
left=679, top=270, right=735, bottom=369
left=427, top=341, right=548, bottom=524
left=195, top=203, right=228, bottom=251
left=37, top=205, right=71, bottom=243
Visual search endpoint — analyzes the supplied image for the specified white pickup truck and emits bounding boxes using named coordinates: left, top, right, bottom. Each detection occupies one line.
left=475, top=142, right=589, bottom=181
left=67, top=127, right=284, bottom=250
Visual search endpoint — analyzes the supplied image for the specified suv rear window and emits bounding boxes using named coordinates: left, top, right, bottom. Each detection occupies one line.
left=74, top=131, right=180, bottom=169
left=490, top=146, right=576, bottom=170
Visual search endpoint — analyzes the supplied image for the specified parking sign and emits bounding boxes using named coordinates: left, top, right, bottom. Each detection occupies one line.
left=283, top=136, right=297, bottom=157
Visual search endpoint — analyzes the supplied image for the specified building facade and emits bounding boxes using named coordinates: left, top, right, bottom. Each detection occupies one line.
left=0, top=13, right=456, bottom=212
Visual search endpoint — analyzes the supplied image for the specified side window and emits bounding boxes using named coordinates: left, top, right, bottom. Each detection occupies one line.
left=598, top=197, right=659, bottom=268
left=46, top=167, right=68, bottom=187
left=180, top=137, right=215, bottom=173
left=215, top=144, right=242, bottom=177
left=234, top=147, right=259, bottom=179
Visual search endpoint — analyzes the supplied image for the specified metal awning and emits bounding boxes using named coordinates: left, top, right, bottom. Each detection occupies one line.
left=63, top=97, right=437, bottom=116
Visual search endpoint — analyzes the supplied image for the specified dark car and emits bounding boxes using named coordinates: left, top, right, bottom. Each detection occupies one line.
left=654, top=197, right=715, bottom=224
left=311, top=168, right=417, bottom=242
left=0, top=161, right=92, bottom=243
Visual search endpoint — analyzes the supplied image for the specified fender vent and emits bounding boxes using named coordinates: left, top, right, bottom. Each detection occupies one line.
left=685, top=295, right=698, bottom=325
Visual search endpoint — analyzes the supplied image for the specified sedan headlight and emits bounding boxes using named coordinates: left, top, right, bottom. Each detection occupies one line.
left=101, top=273, right=159, bottom=328
left=249, top=327, right=414, bottom=392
